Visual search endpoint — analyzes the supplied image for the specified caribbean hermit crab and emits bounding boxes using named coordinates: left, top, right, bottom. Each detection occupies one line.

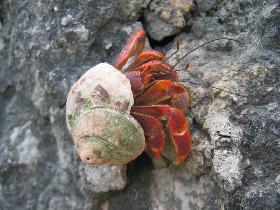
left=66, top=29, right=192, bottom=165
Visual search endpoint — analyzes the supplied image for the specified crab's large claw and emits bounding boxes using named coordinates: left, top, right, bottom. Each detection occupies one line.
left=134, top=60, right=179, bottom=82
left=132, top=105, right=192, bottom=165
left=126, top=49, right=165, bottom=71
left=135, top=80, right=192, bottom=113
left=114, top=30, right=146, bottom=70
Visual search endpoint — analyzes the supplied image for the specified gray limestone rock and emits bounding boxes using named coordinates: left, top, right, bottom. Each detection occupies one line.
left=0, top=0, right=279, bottom=210
left=144, top=0, right=193, bottom=41
left=79, top=164, right=127, bottom=194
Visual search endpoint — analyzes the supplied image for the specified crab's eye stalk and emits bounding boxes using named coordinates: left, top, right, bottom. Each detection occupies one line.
left=66, top=63, right=145, bottom=165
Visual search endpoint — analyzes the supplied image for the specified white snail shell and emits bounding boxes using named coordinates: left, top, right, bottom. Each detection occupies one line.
left=66, top=63, right=145, bottom=165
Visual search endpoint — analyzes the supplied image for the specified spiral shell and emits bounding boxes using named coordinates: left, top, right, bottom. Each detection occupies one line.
left=66, top=63, right=145, bottom=165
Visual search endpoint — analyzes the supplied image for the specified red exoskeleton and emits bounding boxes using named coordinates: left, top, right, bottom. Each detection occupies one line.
left=113, top=29, right=192, bottom=165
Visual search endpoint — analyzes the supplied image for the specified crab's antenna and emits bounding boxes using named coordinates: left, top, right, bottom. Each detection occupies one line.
left=152, top=37, right=240, bottom=73
left=151, top=37, right=245, bottom=98
left=151, top=37, right=181, bottom=73
left=164, top=36, right=181, bottom=63
left=176, top=38, right=245, bottom=98
left=172, top=37, right=240, bottom=69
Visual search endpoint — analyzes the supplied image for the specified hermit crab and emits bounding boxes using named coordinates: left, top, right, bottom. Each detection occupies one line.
left=66, top=29, right=192, bottom=165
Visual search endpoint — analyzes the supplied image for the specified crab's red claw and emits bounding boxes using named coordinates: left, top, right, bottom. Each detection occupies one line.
left=134, top=80, right=172, bottom=106
left=135, top=80, right=192, bottom=113
left=114, top=30, right=146, bottom=70
left=132, top=112, right=165, bottom=157
left=132, top=105, right=192, bottom=164
left=126, top=50, right=165, bottom=71
left=134, top=60, right=179, bottom=82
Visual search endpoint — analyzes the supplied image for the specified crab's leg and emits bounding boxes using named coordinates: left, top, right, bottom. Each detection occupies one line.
left=114, top=29, right=146, bottom=70
left=134, top=80, right=192, bottom=113
left=132, top=105, right=192, bottom=164
left=131, top=112, right=165, bottom=157
left=125, top=50, right=165, bottom=71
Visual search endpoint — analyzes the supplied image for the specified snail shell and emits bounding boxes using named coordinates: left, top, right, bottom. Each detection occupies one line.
left=66, top=63, right=145, bottom=165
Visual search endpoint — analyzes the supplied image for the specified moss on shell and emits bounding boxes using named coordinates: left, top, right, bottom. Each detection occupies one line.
left=69, top=111, right=80, bottom=130
left=84, top=98, right=94, bottom=110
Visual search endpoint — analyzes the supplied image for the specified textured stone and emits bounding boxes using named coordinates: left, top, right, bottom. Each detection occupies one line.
left=212, top=149, right=243, bottom=191
left=79, top=164, right=127, bottom=194
left=0, top=0, right=280, bottom=209
left=156, top=0, right=280, bottom=209
left=144, top=0, right=193, bottom=41
left=0, top=1, right=148, bottom=209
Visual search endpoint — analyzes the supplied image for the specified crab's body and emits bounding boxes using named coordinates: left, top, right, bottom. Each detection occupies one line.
left=66, top=29, right=192, bottom=165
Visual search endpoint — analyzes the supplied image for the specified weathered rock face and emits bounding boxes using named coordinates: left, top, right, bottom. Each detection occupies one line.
left=0, top=0, right=279, bottom=210
left=144, top=0, right=193, bottom=41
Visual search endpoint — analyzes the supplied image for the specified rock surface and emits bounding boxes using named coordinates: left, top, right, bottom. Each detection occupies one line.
left=0, top=0, right=279, bottom=210
left=144, top=0, right=193, bottom=41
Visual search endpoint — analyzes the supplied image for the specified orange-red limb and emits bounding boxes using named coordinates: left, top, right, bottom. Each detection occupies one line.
left=131, top=112, right=165, bottom=157
left=125, top=50, right=165, bottom=71
left=134, top=80, right=192, bottom=112
left=134, top=60, right=179, bottom=82
left=168, top=107, right=192, bottom=164
left=132, top=105, right=192, bottom=164
left=135, top=80, right=172, bottom=105
left=113, top=30, right=146, bottom=70
left=170, top=84, right=192, bottom=113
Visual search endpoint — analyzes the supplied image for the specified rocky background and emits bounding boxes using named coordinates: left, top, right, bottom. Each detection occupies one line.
left=0, top=0, right=279, bottom=209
